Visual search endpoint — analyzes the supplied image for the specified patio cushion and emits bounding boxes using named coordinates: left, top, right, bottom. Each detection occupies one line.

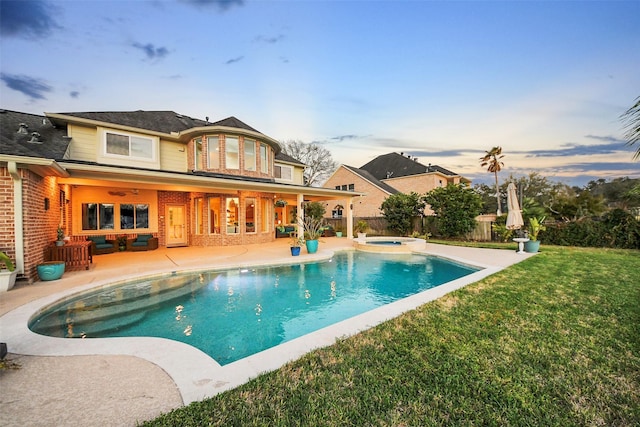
left=95, top=243, right=114, bottom=249
left=131, top=241, right=148, bottom=247
left=136, top=234, right=153, bottom=243
left=87, top=236, right=106, bottom=245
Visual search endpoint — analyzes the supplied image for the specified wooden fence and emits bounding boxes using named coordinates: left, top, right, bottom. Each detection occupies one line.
left=325, top=216, right=495, bottom=241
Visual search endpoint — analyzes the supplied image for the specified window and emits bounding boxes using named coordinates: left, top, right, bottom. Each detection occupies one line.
left=275, top=165, right=293, bottom=181
left=105, top=132, right=153, bottom=159
left=194, top=197, right=204, bottom=235
left=226, top=197, right=239, bottom=234
left=194, top=138, right=203, bottom=170
left=209, top=197, right=221, bottom=234
left=225, top=137, right=239, bottom=169
left=261, top=198, right=270, bottom=232
left=82, top=203, right=114, bottom=230
left=349, top=184, right=355, bottom=191
left=244, top=139, right=256, bottom=171
left=120, top=204, right=149, bottom=229
left=207, top=136, right=220, bottom=169
left=260, top=143, right=268, bottom=173
left=245, top=197, right=256, bottom=233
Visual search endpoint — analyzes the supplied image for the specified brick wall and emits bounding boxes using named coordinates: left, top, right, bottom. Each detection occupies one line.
left=323, top=166, right=388, bottom=218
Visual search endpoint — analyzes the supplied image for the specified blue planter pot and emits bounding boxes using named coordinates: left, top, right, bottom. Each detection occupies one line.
left=290, top=246, right=301, bottom=256
left=305, top=239, right=319, bottom=254
left=37, top=261, right=65, bottom=281
left=524, top=240, right=541, bottom=253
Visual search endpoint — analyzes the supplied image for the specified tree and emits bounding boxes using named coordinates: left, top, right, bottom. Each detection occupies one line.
left=279, top=140, right=338, bottom=187
left=480, top=146, right=505, bottom=215
left=423, top=184, right=483, bottom=238
left=621, top=95, right=640, bottom=160
left=380, top=192, right=425, bottom=236
left=303, top=201, right=326, bottom=220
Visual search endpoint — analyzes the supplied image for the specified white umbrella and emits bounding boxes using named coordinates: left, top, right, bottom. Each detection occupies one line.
left=506, top=183, right=524, bottom=230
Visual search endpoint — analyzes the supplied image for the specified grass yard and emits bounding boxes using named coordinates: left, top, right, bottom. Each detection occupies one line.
left=143, top=245, right=640, bottom=426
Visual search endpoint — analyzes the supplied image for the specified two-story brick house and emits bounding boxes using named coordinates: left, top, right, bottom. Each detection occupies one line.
left=0, top=109, right=357, bottom=283
left=323, top=152, right=471, bottom=218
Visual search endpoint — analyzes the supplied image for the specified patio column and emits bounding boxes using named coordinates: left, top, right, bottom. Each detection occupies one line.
left=8, top=162, right=24, bottom=274
left=346, top=197, right=354, bottom=239
left=296, top=193, right=304, bottom=237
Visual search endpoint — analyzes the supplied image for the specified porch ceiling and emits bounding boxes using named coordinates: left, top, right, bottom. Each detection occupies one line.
left=56, top=162, right=361, bottom=200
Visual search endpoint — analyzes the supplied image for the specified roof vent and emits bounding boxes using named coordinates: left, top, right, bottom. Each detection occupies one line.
left=28, top=131, right=43, bottom=144
left=17, top=123, right=29, bottom=134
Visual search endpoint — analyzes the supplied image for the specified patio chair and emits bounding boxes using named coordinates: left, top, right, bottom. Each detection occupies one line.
left=126, top=234, right=159, bottom=251
left=86, top=235, right=117, bottom=255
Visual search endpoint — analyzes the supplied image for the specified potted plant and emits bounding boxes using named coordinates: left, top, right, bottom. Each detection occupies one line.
left=354, top=220, right=368, bottom=239
left=0, top=251, right=17, bottom=292
left=524, top=216, right=546, bottom=253
left=334, top=224, right=343, bottom=238
left=289, top=233, right=303, bottom=256
left=303, top=216, right=325, bottom=254
left=117, top=235, right=128, bottom=251
left=55, top=226, right=65, bottom=246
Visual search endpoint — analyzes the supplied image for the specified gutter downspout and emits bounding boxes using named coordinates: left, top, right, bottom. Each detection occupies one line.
left=7, top=162, right=24, bottom=274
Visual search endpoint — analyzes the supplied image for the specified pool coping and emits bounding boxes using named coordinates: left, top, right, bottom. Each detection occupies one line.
left=0, top=243, right=534, bottom=404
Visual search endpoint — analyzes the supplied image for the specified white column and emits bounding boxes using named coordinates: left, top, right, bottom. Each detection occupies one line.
left=297, top=193, right=304, bottom=237
left=346, top=197, right=354, bottom=239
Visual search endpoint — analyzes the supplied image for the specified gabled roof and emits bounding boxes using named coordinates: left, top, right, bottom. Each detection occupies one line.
left=45, top=110, right=281, bottom=152
left=342, top=165, right=398, bottom=195
left=275, top=152, right=305, bottom=166
left=0, top=109, right=70, bottom=159
left=360, top=152, right=459, bottom=180
left=47, top=111, right=264, bottom=135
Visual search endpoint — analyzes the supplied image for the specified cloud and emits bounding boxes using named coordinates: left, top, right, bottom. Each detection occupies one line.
left=557, top=161, right=640, bottom=172
left=0, top=0, right=61, bottom=39
left=330, top=134, right=366, bottom=143
left=180, top=0, right=244, bottom=11
left=254, top=34, right=285, bottom=44
left=132, top=42, right=170, bottom=60
left=70, top=91, right=80, bottom=98
left=527, top=140, right=628, bottom=157
left=225, top=56, right=244, bottom=65
left=0, top=73, right=52, bottom=101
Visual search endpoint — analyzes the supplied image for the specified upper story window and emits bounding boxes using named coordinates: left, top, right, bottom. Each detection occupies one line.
left=245, top=139, right=256, bottom=171
left=335, top=184, right=355, bottom=191
left=194, top=137, right=203, bottom=170
left=260, top=143, right=268, bottom=174
left=105, top=131, right=154, bottom=160
left=207, top=136, right=220, bottom=169
left=275, top=164, right=293, bottom=182
left=226, top=136, right=239, bottom=169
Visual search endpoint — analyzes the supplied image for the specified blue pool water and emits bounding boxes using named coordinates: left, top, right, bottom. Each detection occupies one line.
left=29, top=251, right=479, bottom=365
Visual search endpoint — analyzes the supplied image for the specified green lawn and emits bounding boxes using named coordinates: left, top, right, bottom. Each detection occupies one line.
left=143, top=245, right=640, bottom=426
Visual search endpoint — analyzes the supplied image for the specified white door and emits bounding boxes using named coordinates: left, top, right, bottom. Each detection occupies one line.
left=166, top=205, right=187, bottom=247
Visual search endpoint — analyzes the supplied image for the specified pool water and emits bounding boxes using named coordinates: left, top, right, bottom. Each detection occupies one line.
left=29, top=251, right=479, bottom=365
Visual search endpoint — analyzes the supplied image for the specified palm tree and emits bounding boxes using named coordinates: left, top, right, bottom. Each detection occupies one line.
left=480, top=146, right=505, bottom=216
left=621, top=96, right=640, bottom=160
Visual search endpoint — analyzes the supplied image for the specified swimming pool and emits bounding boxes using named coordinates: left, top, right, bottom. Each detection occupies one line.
left=29, top=251, right=479, bottom=365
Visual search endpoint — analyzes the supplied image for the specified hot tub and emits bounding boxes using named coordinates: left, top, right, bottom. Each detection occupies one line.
left=354, top=236, right=427, bottom=253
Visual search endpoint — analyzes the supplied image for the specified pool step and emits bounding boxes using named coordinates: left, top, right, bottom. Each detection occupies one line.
left=30, top=275, right=205, bottom=337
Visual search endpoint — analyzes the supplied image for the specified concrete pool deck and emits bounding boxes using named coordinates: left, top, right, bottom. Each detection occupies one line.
left=0, top=239, right=535, bottom=426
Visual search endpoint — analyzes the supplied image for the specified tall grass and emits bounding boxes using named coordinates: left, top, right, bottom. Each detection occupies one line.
left=143, top=246, right=639, bottom=426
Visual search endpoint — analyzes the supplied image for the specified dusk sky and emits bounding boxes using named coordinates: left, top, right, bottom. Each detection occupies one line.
left=1, top=0, right=639, bottom=187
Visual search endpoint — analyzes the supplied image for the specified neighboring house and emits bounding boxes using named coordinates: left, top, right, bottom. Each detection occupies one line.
left=323, top=152, right=471, bottom=218
left=0, top=109, right=358, bottom=283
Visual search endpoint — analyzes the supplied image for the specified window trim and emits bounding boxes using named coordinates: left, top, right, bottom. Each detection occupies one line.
left=102, top=129, right=157, bottom=162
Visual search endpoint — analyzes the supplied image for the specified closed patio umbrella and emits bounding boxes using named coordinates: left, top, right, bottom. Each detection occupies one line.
left=506, top=183, right=524, bottom=230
